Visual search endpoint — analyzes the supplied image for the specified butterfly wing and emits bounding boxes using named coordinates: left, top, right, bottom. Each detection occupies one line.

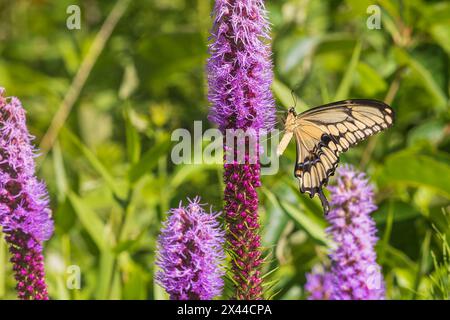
left=292, top=99, right=394, bottom=213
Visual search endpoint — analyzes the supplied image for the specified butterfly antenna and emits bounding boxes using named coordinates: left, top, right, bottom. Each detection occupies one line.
left=259, top=128, right=285, bottom=144
left=291, top=89, right=297, bottom=109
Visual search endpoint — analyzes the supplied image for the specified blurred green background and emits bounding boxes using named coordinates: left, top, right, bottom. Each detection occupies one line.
left=0, top=0, right=449, bottom=299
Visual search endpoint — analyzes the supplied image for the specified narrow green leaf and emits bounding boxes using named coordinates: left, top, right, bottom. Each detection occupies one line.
left=169, top=163, right=220, bottom=190
left=63, top=128, right=122, bottom=197
left=279, top=201, right=329, bottom=246
left=334, top=41, right=361, bottom=100
left=67, top=191, right=107, bottom=251
left=261, top=187, right=289, bottom=247
left=119, top=62, right=139, bottom=100
left=96, top=248, right=115, bottom=299
left=356, top=62, right=387, bottom=95
left=411, top=230, right=431, bottom=299
left=281, top=36, right=320, bottom=73
left=128, top=135, right=171, bottom=184
left=394, top=47, right=447, bottom=109
left=52, top=141, right=68, bottom=202
left=123, top=106, right=141, bottom=165
left=430, top=23, right=450, bottom=55
left=384, top=244, right=417, bottom=270
left=272, top=78, right=308, bottom=112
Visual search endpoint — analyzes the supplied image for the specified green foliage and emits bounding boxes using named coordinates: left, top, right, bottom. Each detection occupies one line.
left=427, top=214, right=450, bottom=300
left=0, top=0, right=449, bottom=300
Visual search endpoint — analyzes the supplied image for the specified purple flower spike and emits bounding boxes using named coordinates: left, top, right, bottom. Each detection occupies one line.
left=207, top=0, right=275, bottom=299
left=156, top=197, right=225, bottom=300
left=207, top=0, right=275, bottom=132
left=327, top=166, right=385, bottom=300
left=305, top=166, right=385, bottom=300
left=305, top=266, right=333, bottom=300
left=0, top=88, right=54, bottom=300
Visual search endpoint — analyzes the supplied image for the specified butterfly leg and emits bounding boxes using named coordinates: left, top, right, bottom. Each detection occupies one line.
left=317, top=189, right=330, bottom=215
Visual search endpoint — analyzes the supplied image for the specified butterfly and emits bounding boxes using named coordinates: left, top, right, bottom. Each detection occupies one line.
left=276, top=99, right=395, bottom=214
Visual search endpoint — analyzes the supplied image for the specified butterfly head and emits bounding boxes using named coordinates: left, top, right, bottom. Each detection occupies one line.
left=284, top=107, right=297, bottom=131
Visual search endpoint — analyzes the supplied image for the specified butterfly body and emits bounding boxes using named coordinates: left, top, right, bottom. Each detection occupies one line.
left=277, top=99, right=395, bottom=214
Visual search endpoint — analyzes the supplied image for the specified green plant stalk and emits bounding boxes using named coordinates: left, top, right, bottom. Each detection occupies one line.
left=0, top=234, right=5, bottom=298
left=411, top=230, right=431, bottom=299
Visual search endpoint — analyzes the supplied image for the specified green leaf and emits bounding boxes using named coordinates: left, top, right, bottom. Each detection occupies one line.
left=119, top=62, right=139, bottom=100
left=383, top=244, right=417, bottom=270
left=52, top=141, right=68, bottom=202
left=112, top=228, right=146, bottom=254
left=407, top=120, right=447, bottom=146
left=430, top=23, right=450, bottom=55
left=356, top=62, right=387, bottom=95
left=128, top=134, right=172, bottom=184
left=63, top=128, right=123, bottom=198
left=279, top=200, right=329, bottom=246
left=261, top=187, right=290, bottom=246
left=379, top=150, right=450, bottom=198
left=281, top=36, right=320, bottom=73
left=272, top=78, right=308, bottom=112
left=121, top=260, right=149, bottom=300
left=286, top=179, right=324, bottom=217
left=334, top=41, right=361, bottom=100
left=375, top=201, right=422, bottom=225
left=123, top=106, right=141, bottom=165
left=67, top=191, right=108, bottom=251
left=394, top=47, right=447, bottom=110
left=96, top=248, right=115, bottom=299
left=168, top=163, right=220, bottom=190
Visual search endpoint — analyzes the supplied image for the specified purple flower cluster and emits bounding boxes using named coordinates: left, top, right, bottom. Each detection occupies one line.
left=0, top=88, right=54, bottom=299
left=304, top=266, right=333, bottom=300
left=156, top=197, right=225, bottom=300
left=305, top=166, right=385, bottom=300
left=207, top=0, right=275, bottom=132
left=207, top=0, right=275, bottom=299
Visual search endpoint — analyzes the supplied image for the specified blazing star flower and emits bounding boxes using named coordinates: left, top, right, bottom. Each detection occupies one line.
left=156, top=197, right=225, bottom=300
left=0, top=87, right=54, bottom=300
left=304, top=166, right=385, bottom=300
left=327, top=166, right=385, bottom=300
left=305, top=266, right=333, bottom=300
left=207, top=0, right=275, bottom=299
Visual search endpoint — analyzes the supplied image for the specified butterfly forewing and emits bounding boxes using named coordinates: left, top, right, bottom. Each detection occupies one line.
left=286, top=99, right=394, bottom=213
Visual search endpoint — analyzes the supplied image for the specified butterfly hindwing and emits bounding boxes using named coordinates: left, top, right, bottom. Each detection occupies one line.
left=285, top=99, right=394, bottom=214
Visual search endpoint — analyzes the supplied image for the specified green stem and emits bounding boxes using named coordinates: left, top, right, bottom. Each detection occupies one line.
left=0, top=234, right=5, bottom=298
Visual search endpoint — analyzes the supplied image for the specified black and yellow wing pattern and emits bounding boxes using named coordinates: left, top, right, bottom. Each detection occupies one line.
left=279, top=99, right=394, bottom=214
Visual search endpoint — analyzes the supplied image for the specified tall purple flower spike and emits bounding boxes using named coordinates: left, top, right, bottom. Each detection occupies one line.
left=0, top=88, right=54, bottom=300
left=328, top=166, right=385, bottom=300
left=207, top=0, right=275, bottom=299
left=156, top=197, right=225, bottom=300
left=305, top=166, right=385, bottom=300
